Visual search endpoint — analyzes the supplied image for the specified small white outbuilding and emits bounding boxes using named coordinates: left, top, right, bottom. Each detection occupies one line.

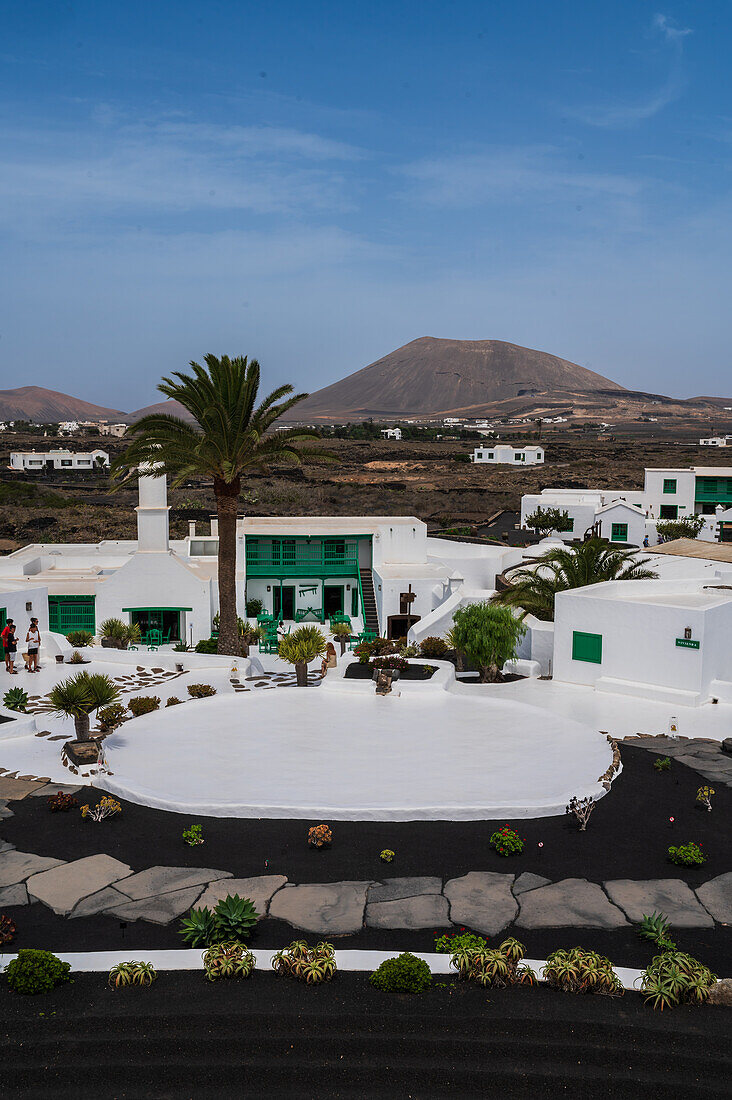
left=470, top=444, right=544, bottom=465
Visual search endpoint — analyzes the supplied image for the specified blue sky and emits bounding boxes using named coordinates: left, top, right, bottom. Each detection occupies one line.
left=0, top=1, right=730, bottom=408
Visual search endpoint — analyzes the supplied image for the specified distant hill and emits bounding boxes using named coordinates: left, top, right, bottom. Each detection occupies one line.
left=283, top=337, right=626, bottom=422
left=126, top=400, right=194, bottom=422
left=0, top=386, right=124, bottom=424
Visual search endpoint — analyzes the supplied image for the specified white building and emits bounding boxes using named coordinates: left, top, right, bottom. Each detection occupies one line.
left=380, top=427, right=402, bottom=440
left=0, top=474, right=521, bottom=647
left=699, top=436, right=731, bottom=447
left=10, top=448, right=110, bottom=472
left=99, top=423, right=128, bottom=438
left=58, top=422, right=80, bottom=435
left=471, top=444, right=544, bottom=466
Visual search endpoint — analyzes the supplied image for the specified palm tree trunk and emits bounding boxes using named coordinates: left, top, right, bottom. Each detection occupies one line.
left=74, top=712, right=90, bottom=740
left=295, top=660, right=308, bottom=687
left=215, top=477, right=241, bottom=656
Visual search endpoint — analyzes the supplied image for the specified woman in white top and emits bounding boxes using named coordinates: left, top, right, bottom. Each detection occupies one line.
left=26, top=618, right=41, bottom=672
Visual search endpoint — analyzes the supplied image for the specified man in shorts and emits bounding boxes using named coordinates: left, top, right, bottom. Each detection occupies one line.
left=26, top=617, right=42, bottom=672
left=2, top=620, right=18, bottom=674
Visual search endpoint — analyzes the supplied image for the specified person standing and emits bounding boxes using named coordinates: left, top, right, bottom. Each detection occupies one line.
left=26, top=618, right=41, bottom=672
left=3, top=621, right=18, bottom=674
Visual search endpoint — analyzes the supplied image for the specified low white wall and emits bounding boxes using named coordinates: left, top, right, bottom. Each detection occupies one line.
left=87, top=645, right=253, bottom=675
left=0, top=708, right=38, bottom=741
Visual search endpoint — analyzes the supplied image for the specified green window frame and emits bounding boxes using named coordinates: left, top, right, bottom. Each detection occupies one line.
left=572, top=630, right=602, bottom=664
left=663, top=478, right=677, bottom=494
left=659, top=504, right=678, bottom=520
left=610, top=522, right=628, bottom=542
left=351, top=585, right=359, bottom=617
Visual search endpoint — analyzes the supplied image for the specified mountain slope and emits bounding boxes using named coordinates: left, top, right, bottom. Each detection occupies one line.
left=285, top=337, right=625, bottom=421
left=0, top=386, right=124, bottom=423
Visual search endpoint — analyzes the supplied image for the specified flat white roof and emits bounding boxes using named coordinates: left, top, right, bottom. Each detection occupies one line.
left=565, top=576, right=732, bottom=610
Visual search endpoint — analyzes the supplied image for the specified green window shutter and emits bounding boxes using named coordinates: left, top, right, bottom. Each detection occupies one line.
left=663, top=479, right=677, bottom=494
left=572, top=630, right=602, bottom=664
left=48, top=595, right=95, bottom=636
left=611, top=523, right=628, bottom=542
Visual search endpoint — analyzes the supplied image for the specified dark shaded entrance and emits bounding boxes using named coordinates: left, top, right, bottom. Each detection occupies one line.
left=323, top=585, right=344, bottom=617
left=274, top=586, right=295, bottom=620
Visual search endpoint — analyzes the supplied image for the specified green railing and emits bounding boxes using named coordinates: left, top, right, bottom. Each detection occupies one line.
left=245, top=539, right=360, bottom=578
left=695, top=477, right=732, bottom=505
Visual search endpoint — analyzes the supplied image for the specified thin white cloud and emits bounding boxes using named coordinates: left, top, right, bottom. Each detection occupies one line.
left=566, top=13, right=692, bottom=128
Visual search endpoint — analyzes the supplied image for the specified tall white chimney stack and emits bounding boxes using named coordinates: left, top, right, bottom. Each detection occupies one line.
left=136, top=465, right=170, bottom=552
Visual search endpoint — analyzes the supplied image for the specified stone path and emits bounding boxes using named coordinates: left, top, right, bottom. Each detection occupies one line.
left=623, top=734, right=732, bottom=788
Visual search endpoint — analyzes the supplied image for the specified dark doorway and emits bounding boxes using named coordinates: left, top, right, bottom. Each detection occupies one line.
left=386, top=613, right=421, bottom=639
left=274, top=586, right=295, bottom=620
left=323, top=585, right=344, bottom=617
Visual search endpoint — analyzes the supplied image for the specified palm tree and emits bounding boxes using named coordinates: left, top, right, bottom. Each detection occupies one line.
left=48, top=671, right=121, bottom=741
left=113, top=355, right=319, bottom=655
left=494, top=538, right=657, bottom=621
left=278, top=625, right=327, bottom=686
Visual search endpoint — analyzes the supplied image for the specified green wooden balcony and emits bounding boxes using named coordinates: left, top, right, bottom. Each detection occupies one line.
left=695, top=477, right=732, bottom=505
left=245, top=538, right=360, bottom=578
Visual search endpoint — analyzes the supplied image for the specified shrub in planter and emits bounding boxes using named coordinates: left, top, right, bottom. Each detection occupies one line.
left=166, top=696, right=182, bottom=706
left=279, top=625, right=327, bottom=686
left=48, top=671, right=120, bottom=740
left=371, top=656, right=408, bottom=672
left=187, top=683, right=217, bottom=699
left=195, top=637, right=218, bottom=654
left=173, top=642, right=191, bottom=652
left=127, top=695, right=160, bottom=717
left=434, top=930, right=487, bottom=954
left=419, top=636, right=448, bottom=659
left=66, top=630, right=94, bottom=648
left=370, top=952, right=432, bottom=994
left=108, top=960, right=157, bottom=988
left=97, top=703, right=127, bottom=732
left=271, top=941, right=336, bottom=983
left=668, top=841, right=706, bottom=866
left=0, top=913, right=17, bottom=945
left=308, top=823, right=332, bottom=848
left=47, top=790, right=78, bottom=813
left=4, top=949, right=71, bottom=995
left=641, top=950, right=717, bottom=1010
left=3, top=687, right=28, bottom=712
left=203, top=942, right=255, bottom=981
left=100, top=618, right=128, bottom=648
left=68, top=650, right=86, bottom=664
left=489, top=825, right=525, bottom=857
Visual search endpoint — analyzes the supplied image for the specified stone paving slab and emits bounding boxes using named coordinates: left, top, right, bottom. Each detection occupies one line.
left=603, top=879, right=714, bottom=928
left=696, top=873, right=732, bottom=924
left=368, top=877, right=443, bottom=903
left=269, top=881, right=374, bottom=935
left=106, top=884, right=204, bottom=925
left=0, top=882, right=30, bottom=906
left=513, top=872, right=552, bottom=896
left=0, top=840, right=16, bottom=853
left=195, top=875, right=287, bottom=917
left=27, top=783, right=81, bottom=798
left=27, top=855, right=134, bottom=916
left=516, top=878, right=628, bottom=930
left=0, top=851, right=66, bottom=888
left=443, top=872, right=518, bottom=936
left=68, top=886, right=131, bottom=919
left=366, top=893, right=451, bottom=930
left=0, top=802, right=13, bottom=820
left=114, top=866, right=232, bottom=900
left=0, top=777, right=48, bottom=800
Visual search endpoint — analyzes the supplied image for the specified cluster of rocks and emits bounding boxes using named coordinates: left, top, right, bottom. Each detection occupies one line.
left=623, top=734, right=732, bottom=788
left=598, top=733, right=622, bottom=789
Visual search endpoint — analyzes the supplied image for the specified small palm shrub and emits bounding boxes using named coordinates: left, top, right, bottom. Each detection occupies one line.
left=641, top=951, right=717, bottom=1010
left=279, top=626, right=327, bottom=686
left=637, top=912, right=676, bottom=952
left=668, top=841, right=706, bottom=866
left=66, top=630, right=94, bottom=648
left=380, top=849, right=395, bottom=863
left=97, top=703, right=127, bottom=731
left=0, top=914, right=17, bottom=945
left=419, top=636, right=448, bottom=659
left=179, top=895, right=259, bottom=947
left=68, top=650, right=86, bottom=664
left=127, top=695, right=160, bottom=717
left=272, top=941, right=336, bottom=984
left=187, top=683, right=217, bottom=699
left=543, top=948, right=623, bottom=997
left=203, top=942, right=255, bottom=982
left=48, top=671, right=120, bottom=740
left=3, top=687, right=28, bottom=712
left=654, top=756, right=671, bottom=772
left=47, top=791, right=78, bottom=813
left=489, top=825, right=525, bottom=856
left=370, top=952, right=432, bottom=994
left=4, top=949, right=71, bottom=995
left=108, top=960, right=157, bottom=988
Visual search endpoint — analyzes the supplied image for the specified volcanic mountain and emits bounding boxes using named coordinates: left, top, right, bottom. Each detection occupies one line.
left=282, top=337, right=625, bottom=422
left=0, top=386, right=124, bottom=424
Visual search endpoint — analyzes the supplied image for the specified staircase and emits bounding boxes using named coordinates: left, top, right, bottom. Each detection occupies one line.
left=359, top=567, right=380, bottom=634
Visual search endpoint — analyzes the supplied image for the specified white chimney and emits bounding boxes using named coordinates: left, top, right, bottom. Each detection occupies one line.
left=136, top=466, right=170, bottom=552
left=188, top=520, right=197, bottom=538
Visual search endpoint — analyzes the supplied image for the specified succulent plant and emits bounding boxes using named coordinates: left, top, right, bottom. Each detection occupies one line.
left=202, top=942, right=255, bottom=981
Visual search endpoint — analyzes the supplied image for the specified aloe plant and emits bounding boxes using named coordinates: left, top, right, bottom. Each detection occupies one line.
left=3, top=686, right=29, bottom=713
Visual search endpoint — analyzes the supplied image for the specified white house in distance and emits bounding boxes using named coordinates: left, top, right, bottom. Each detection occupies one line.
left=10, top=448, right=110, bottom=472
left=0, top=472, right=522, bottom=646
left=699, top=436, right=731, bottom=447
left=380, top=427, right=402, bottom=440
left=521, top=465, right=732, bottom=545
left=99, top=423, right=128, bottom=437
left=471, top=444, right=544, bottom=466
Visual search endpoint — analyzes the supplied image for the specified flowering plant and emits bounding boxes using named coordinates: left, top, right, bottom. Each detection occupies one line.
left=380, top=849, right=395, bottom=863
left=668, top=841, right=706, bottom=866
left=308, top=823, right=332, bottom=848
left=696, top=786, right=714, bottom=812
left=489, top=825, right=525, bottom=857
left=80, top=796, right=122, bottom=822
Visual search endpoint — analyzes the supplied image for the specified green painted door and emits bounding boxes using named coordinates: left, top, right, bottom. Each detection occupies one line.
left=572, top=630, right=602, bottom=664
left=48, top=595, right=95, bottom=636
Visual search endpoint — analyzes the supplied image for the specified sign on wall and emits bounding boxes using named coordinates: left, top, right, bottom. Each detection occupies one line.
left=675, top=638, right=700, bottom=650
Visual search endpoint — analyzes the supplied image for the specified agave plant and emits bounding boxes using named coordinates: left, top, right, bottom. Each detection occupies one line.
left=638, top=911, right=676, bottom=950
left=497, top=937, right=526, bottom=964
left=48, top=671, right=121, bottom=740
left=179, top=905, right=217, bottom=948
left=3, top=686, right=29, bottom=713
left=213, top=894, right=259, bottom=942
left=271, top=940, right=336, bottom=983
left=202, top=942, right=255, bottom=982
left=544, top=948, right=622, bottom=997
left=108, top=960, right=157, bottom=988
left=641, top=950, right=716, bottom=1010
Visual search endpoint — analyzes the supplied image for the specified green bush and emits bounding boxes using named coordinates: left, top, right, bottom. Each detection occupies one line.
left=3, top=687, right=28, bottom=713
left=434, top=931, right=487, bottom=954
left=419, top=636, right=449, bottom=658
left=654, top=756, right=672, bottom=772
left=100, top=617, right=127, bottom=641
left=187, top=683, right=217, bottom=699
left=195, top=637, right=218, bottom=654
left=166, top=696, right=182, bottom=706
left=66, top=630, right=94, bottom=648
left=127, top=695, right=160, bottom=717
left=97, top=703, right=127, bottom=731
left=179, top=894, right=258, bottom=947
left=668, top=841, right=706, bottom=866
left=5, top=949, right=71, bottom=995
left=246, top=598, right=264, bottom=617
left=369, top=952, right=432, bottom=994
left=489, top=825, right=525, bottom=857
left=641, top=950, right=717, bottom=1010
